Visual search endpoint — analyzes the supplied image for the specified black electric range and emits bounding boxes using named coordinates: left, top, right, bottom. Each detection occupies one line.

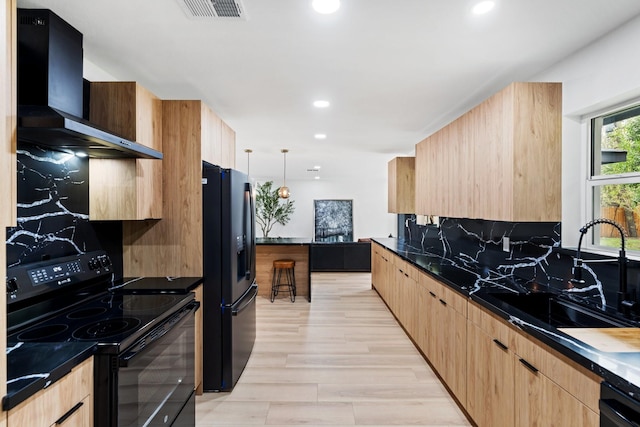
left=6, top=251, right=199, bottom=427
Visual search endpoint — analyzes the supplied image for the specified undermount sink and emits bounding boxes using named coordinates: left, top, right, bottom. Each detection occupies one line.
left=486, top=291, right=636, bottom=329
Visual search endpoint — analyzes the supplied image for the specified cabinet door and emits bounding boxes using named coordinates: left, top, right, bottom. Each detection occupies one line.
left=514, top=357, right=597, bottom=427
left=387, top=157, right=415, bottom=214
left=89, top=82, right=163, bottom=220
left=221, top=120, right=236, bottom=169
left=466, top=321, right=514, bottom=427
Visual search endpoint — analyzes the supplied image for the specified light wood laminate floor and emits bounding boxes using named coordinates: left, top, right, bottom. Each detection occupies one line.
left=196, top=272, right=471, bottom=426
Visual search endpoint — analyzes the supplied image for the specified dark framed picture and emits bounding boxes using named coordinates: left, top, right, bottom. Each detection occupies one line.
left=314, top=199, right=353, bottom=242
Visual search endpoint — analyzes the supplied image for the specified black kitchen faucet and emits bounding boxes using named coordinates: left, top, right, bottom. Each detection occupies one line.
left=572, top=218, right=638, bottom=316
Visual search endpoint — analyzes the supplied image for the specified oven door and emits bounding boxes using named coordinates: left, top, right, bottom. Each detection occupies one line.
left=118, top=302, right=197, bottom=427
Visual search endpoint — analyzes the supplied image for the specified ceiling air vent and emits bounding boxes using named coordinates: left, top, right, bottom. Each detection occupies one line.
left=177, top=0, right=247, bottom=20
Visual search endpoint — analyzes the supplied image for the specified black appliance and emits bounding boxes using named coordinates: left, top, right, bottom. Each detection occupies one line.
left=17, top=8, right=162, bottom=159
left=600, top=381, right=640, bottom=426
left=202, top=162, right=257, bottom=391
left=6, top=251, right=199, bottom=427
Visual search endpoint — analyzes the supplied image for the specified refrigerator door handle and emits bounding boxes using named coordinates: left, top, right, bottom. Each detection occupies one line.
left=244, top=182, right=255, bottom=280
left=232, top=286, right=258, bottom=316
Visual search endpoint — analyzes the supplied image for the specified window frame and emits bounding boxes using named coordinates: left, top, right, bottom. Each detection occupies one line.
left=585, top=101, right=640, bottom=257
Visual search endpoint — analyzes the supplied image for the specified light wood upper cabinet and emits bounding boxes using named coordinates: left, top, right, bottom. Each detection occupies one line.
left=221, top=120, right=236, bottom=169
left=89, top=81, right=163, bottom=220
left=201, top=103, right=235, bottom=169
left=388, top=156, right=415, bottom=213
left=416, top=82, right=561, bottom=222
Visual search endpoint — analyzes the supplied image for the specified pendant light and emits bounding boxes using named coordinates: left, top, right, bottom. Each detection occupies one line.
left=278, top=149, right=290, bottom=199
left=244, top=148, right=252, bottom=176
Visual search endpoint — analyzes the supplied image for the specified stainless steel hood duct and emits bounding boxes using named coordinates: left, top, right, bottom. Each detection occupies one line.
left=17, top=9, right=162, bottom=160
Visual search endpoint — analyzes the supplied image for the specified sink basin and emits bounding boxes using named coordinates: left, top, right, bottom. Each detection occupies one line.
left=485, top=292, right=636, bottom=328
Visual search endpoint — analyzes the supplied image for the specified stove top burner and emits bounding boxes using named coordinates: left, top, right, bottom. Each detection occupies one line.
left=8, top=290, right=194, bottom=349
left=17, top=324, right=69, bottom=341
left=72, top=318, right=142, bottom=340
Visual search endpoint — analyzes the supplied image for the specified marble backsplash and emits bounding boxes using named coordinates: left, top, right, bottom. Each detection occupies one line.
left=6, top=144, right=123, bottom=275
left=398, top=215, right=640, bottom=312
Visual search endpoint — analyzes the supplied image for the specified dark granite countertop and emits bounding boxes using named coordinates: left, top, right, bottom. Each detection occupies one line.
left=110, top=276, right=204, bottom=294
left=256, top=237, right=312, bottom=245
left=4, top=341, right=97, bottom=410
left=373, top=237, right=640, bottom=401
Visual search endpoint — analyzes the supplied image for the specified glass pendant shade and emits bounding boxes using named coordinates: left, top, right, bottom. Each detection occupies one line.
left=277, top=186, right=290, bottom=199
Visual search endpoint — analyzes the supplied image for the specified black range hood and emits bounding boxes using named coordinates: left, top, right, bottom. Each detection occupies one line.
left=18, top=105, right=163, bottom=159
left=17, top=8, right=162, bottom=160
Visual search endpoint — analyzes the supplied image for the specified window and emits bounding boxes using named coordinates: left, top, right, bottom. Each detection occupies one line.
left=589, top=104, right=640, bottom=252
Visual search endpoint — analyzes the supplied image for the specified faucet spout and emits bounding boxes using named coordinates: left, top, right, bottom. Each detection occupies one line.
left=573, top=218, right=634, bottom=315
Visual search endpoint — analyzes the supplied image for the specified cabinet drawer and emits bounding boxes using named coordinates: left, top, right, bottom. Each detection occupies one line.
left=8, top=357, right=93, bottom=427
left=468, top=301, right=512, bottom=346
left=511, top=324, right=600, bottom=413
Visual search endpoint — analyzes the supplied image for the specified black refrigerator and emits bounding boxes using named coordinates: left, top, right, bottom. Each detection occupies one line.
left=202, top=161, right=258, bottom=391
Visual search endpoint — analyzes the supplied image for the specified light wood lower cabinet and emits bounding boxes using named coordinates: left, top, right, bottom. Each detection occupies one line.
left=466, top=303, right=515, bottom=427
left=512, top=322, right=599, bottom=427
left=7, top=357, right=93, bottom=427
left=370, top=243, right=601, bottom=426
left=467, top=301, right=600, bottom=427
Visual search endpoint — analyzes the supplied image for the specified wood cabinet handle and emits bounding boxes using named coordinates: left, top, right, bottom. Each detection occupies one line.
left=404, top=273, right=409, bottom=278
left=519, top=358, right=539, bottom=374
left=429, top=291, right=436, bottom=298
left=493, top=339, right=508, bottom=351
left=439, top=299, right=447, bottom=306
left=55, top=402, right=84, bottom=425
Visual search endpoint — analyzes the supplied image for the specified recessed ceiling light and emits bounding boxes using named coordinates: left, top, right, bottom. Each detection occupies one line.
left=314, top=165, right=322, bottom=170
left=312, top=0, right=340, bottom=14
left=314, top=133, right=327, bottom=139
left=472, top=1, right=495, bottom=14
left=75, top=151, right=88, bottom=157
left=313, top=100, right=330, bottom=108
left=315, top=176, right=321, bottom=180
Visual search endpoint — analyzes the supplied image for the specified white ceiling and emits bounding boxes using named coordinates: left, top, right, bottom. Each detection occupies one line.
left=15, top=0, right=640, bottom=182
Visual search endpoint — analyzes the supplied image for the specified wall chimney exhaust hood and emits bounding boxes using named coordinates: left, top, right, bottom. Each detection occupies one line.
left=17, top=9, right=162, bottom=160
left=18, top=105, right=163, bottom=159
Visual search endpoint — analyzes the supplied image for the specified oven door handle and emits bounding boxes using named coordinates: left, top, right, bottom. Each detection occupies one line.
left=119, top=301, right=199, bottom=366
left=600, top=398, right=638, bottom=426
left=232, top=285, right=258, bottom=316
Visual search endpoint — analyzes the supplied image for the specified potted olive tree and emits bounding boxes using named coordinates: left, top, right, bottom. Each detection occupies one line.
left=255, top=181, right=295, bottom=238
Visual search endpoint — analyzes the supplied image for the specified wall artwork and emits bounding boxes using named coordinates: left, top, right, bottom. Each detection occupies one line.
left=314, top=199, right=353, bottom=242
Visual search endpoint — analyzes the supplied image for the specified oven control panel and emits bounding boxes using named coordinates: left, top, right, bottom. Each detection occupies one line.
left=6, top=251, right=113, bottom=304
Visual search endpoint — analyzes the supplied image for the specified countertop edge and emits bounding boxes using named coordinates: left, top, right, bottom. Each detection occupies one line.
left=3, top=342, right=97, bottom=411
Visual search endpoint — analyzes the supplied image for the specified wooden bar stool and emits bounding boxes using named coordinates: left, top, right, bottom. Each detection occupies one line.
left=271, top=259, right=296, bottom=302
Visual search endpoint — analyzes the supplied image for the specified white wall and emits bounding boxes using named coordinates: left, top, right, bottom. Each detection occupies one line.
left=251, top=175, right=397, bottom=241
left=533, top=14, right=640, bottom=247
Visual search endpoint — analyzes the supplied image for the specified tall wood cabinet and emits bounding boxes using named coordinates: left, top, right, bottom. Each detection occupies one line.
left=122, top=100, right=235, bottom=393
left=89, top=81, right=163, bottom=220
left=415, top=82, right=561, bottom=222
left=1, top=0, right=16, bottom=413
left=388, top=156, right=415, bottom=213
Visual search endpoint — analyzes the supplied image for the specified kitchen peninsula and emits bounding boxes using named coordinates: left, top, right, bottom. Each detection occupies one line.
left=256, top=238, right=312, bottom=301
